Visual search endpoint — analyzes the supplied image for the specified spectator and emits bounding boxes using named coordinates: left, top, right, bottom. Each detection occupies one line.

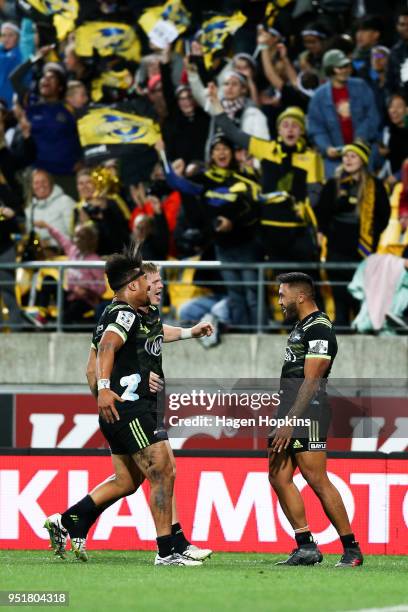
left=160, top=46, right=209, bottom=165
left=308, top=49, right=380, bottom=177
left=364, top=45, right=390, bottom=122
left=378, top=94, right=408, bottom=188
left=386, top=10, right=408, bottom=97
left=0, top=22, right=22, bottom=108
left=315, top=141, right=390, bottom=325
left=32, top=220, right=105, bottom=328
left=232, top=53, right=260, bottom=104
left=352, top=16, right=383, bottom=78
left=11, top=48, right=82, bottom=198
left=131, top=197, right=169, bottom=261
left=298, top=25, right=328, bottom=81
left=65, top=80, right=89, bottom=113
left=25, top=170, right=74, bottom=250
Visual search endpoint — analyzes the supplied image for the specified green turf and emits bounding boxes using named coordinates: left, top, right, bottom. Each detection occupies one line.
left=0, top=551, right=406, bottom=612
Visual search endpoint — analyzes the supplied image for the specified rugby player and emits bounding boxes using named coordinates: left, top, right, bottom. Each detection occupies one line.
left=45, top=262, right=213, bottom=565
left=269, top=272, right=363, bottom=567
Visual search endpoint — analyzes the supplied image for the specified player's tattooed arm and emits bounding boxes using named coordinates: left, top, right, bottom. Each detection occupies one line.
left=86, top=348, right=98, bottom=399
left=287, top=357, right=331, bottom=420
left=96, top=331, right=125, bottom=423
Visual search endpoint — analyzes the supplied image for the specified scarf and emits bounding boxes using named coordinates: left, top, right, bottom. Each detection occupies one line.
left=222, top=96, right=246, bottom=119
left=358, top=175, right=376, bottom=258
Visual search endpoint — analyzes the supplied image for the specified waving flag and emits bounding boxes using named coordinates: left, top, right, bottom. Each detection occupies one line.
left=78, top=108, right=161, bottom=147
left=75, top=22, right=141, bottom=62
left=22, top=0, right=78, bottom=39
left=265, top=0, right=293, bottom=27
left=199, top=11, right=247, bottom=69
left=91, top=70, right=134, bottom=102
left=138, top=0, right=191, bottom=49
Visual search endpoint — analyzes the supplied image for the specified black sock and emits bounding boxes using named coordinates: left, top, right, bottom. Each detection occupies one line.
left=157, top=534, right=173, bottom=558
left=295, top=530, right=314, bottom=548
left=61, top=495, right=98, bottom=538
left=340, top=533, right=358, bottom=550
left=171, top=522, right=190, bottom=554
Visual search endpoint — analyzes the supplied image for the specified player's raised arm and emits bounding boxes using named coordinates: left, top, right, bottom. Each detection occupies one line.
left=163, top=322, right=214, bottom=342
left=96, top=330, right=125, bottom=423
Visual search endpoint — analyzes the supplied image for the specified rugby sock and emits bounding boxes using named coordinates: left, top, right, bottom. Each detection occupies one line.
left=340, top=533, right=358, bottom=550
left=61, top=495, right=98, bottom=538
left=171, top=522, right=190, bottom=554
left=157, top=534, right=173, bottom=558
left=295, top=530, right=315, bottom=548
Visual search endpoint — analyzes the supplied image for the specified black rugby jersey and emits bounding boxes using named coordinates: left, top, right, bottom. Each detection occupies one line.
left=91, top=300, right=160, bottom=415
left=279, top=310, right=337, bottom=415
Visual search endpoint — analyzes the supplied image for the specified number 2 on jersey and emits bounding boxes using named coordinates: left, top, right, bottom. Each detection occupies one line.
left=120, top=373, right=141, bottom=401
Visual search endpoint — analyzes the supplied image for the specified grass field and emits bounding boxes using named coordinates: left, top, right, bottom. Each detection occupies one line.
left=0, top=551, right=407, bottom=612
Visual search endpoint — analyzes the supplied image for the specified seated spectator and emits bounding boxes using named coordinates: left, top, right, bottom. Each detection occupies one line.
left=0, top=22, right=22, bottom=108
left=11, top=47, right=82, bottom=198
left=30, top=220, right=105, bottom=328
left=308, top=49, right=380, bottom=178
left=25, top=170, right=74, bottom=250
left=315, top=141, right=390, bottom=325
left=378, top=94, right=408, bottom=188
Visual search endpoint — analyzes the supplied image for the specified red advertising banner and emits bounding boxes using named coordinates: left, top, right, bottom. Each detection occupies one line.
left=0, top=456, right=407, bottom=554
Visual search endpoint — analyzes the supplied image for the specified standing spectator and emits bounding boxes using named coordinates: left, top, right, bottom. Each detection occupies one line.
left=0, top=22, right=22, bottom=107
left=32, top=220, right=105, bottom=328
left=298, top=25, right=328, bottom=81
left=25, top=170, right=74, bottom=249
left=352, top=16, right=382, bottom=78
left=10, top=48, right=82, bottom=198
left=308, top=49, right=380, bottom=177
left=131, top=194, right=169, bottom=262
left=378, top=94, right=408, bottom=189
left=315, top=141, right=390, bottom=325
left=386, top=10, right=408, bottom=97
left=364, top=46, right=390, bottom=122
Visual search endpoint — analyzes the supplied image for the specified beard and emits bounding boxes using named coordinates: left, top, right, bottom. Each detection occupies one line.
left=283, top=301, right=298, bottom=323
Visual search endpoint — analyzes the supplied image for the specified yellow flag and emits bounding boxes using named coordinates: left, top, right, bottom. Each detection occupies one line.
left=265, top=0, right=293, bottom=27
left=24, top=0, right=78, bottom=40
left=138, top=0, right=191, bottom=47
left=75, top=22, right=141, bottom=62
left=78, top=108, right=161, bottom=147
left=91, top=70, right=134, bottom=102
left=200, top=11, right=247, bottom=69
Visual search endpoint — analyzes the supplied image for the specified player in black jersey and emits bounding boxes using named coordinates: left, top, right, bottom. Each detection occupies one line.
left=44, top=260, right=213, bottom=565
left=268, top=273, right=363, bottom=568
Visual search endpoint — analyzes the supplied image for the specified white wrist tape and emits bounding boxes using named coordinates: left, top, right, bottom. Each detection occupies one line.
left=180, top=327, right=193, bottom=340
left=97, top=379, right=111, bottom=391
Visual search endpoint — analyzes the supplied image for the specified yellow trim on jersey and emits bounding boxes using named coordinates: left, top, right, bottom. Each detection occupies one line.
left=305, top=354, right=332, bottom=360
left=261, top=219, right=306, bottom=228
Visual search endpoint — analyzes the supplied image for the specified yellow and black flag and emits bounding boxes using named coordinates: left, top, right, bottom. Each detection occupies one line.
left=22, top=0, right=78, bottom=40
left=91, top=70, right=134, bottom=102
left=75, top=22, right=141, bottom=62
left=199, top=11, right=247, bottom=69
left=138, top=0, right=191, bottom=48
left=265, top=0, right=293, bottom=28
left=78, top=108, right=161, bottom=147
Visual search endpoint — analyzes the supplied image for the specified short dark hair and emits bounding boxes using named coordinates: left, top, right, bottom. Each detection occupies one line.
left=276, top=272, right=315, bottom=297
left=105, top=240, right=144, bottom=292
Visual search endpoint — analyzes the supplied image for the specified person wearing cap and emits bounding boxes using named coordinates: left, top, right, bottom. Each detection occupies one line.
left=156, top=135, right=261, bottom=329
left=308, top=48, right=380, bottom=178
left=298, top=25, right=328, bottom=82
left=0, top=22, right=22, bottom=108
left=315, top=140, right=390, bottom=326
left=362, top=45, right=390, bottom=121
left=352, top=16, right=383, bottom=79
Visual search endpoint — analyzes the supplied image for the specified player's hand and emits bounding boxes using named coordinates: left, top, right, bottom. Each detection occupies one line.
left=149, top=371, right=164, bottom=393
left=98, top=389, right=123, bottom=423
left=269, top=425, right=293, bottom=453
left=191, top=321, right=214, bottom=338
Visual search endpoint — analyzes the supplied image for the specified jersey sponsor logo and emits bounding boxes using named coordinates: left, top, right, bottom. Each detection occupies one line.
left=284, top=347, right=296, bottom=362
left=308, top=441, right=326, bottom=451
left=289, top=331, right=302, bottom=342
left=308, top=339, right=328, bottom=355
left=145, top=334, right=163, bottom=357
left=116, top=310, right=135, bottom=331
left=97, top=324, right=103, bottom=333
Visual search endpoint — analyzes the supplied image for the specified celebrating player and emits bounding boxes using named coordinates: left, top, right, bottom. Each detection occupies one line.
left=268, top=272, right=363, bottom=567
left=44, top=256, right=213, bottom=565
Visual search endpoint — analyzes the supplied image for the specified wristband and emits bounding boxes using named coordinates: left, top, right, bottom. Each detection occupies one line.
left=97, top=379, right=110, bottom=391
left=180, top=327, right=193, bottom=340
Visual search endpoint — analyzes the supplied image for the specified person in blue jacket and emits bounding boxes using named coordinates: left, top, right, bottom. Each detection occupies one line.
left=308, top=49, right=380, bottom=178
left=0, top=23, right=23, bottom=108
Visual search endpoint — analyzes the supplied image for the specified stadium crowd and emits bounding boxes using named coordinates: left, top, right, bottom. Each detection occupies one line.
left=1, top=0, right=408, bottom=332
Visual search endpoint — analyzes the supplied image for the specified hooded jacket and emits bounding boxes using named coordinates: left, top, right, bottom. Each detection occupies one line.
left=25, top=184, right=75, bottom=247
